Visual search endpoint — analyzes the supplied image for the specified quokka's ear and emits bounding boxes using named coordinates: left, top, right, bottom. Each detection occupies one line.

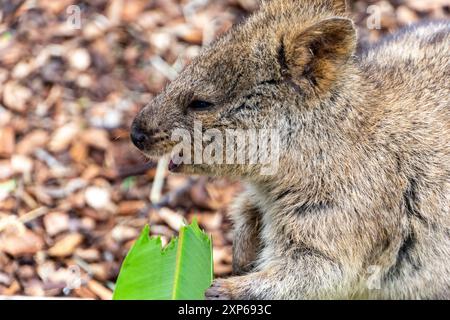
left=280, top=17, right=356, bottom=94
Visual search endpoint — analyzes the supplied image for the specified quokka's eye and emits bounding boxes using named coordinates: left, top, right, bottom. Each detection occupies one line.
left=188, top=100, right=214, bottom=111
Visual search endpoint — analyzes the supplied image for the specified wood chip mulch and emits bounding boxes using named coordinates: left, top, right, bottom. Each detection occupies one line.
left=0, top=0, right=448, bottom=299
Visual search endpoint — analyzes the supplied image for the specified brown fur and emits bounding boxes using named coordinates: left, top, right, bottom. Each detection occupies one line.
left=131, top=0, right=450, bottom=299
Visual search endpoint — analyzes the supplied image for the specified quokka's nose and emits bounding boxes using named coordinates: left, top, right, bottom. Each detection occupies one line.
left=130, top=124, right=148, bottom=150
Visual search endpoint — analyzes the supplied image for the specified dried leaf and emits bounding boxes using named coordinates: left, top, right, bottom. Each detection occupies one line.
left=87, top=279, right=113, bottom=300
left=49, top=123, right=80, bottom=153
left=0, top=126, right=15, bottom=157
left=117, top=201, right=146, bottom=215
left=43, top=212, right=70, bottom=236
left=2, top=82, right=32, bottom=112
left=48, top=233, right=84, bottom=257
left=0, top=229, right=44, bottom=256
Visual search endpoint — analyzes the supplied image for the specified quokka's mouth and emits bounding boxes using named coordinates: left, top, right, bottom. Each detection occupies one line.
left=168, top=149, right=184, bottom=173
left=168, top=158, right=181, bottom=172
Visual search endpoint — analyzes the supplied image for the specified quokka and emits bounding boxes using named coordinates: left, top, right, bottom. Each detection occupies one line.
left=131, top=0, right=450, bottom=299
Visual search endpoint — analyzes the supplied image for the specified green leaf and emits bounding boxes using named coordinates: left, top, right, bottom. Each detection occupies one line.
left=121, top=176, right=136, bottom=191
left=113, top=219, right=213, bottom=300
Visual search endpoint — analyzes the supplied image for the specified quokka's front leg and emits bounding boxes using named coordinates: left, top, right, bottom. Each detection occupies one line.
left=229, top=194, right=263, bottom=275
left=205, top=252, right=345, bottom=300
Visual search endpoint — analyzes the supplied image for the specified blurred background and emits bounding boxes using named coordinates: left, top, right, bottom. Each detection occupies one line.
left=0, top=0, right=449, bottom=299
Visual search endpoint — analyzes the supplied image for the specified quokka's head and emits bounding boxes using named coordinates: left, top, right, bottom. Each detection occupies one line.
left=131, top=0, right=356, bottom=179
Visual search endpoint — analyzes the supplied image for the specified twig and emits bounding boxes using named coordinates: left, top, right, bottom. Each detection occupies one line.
left=19, top=206, right=49, bottom=224
left=150, top=157, right=168, bottom=205
left=0, top=207, right=48, bottom=233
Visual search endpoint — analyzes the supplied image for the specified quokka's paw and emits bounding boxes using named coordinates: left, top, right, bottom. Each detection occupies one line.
left=205, top=279, right=233, bottom=300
